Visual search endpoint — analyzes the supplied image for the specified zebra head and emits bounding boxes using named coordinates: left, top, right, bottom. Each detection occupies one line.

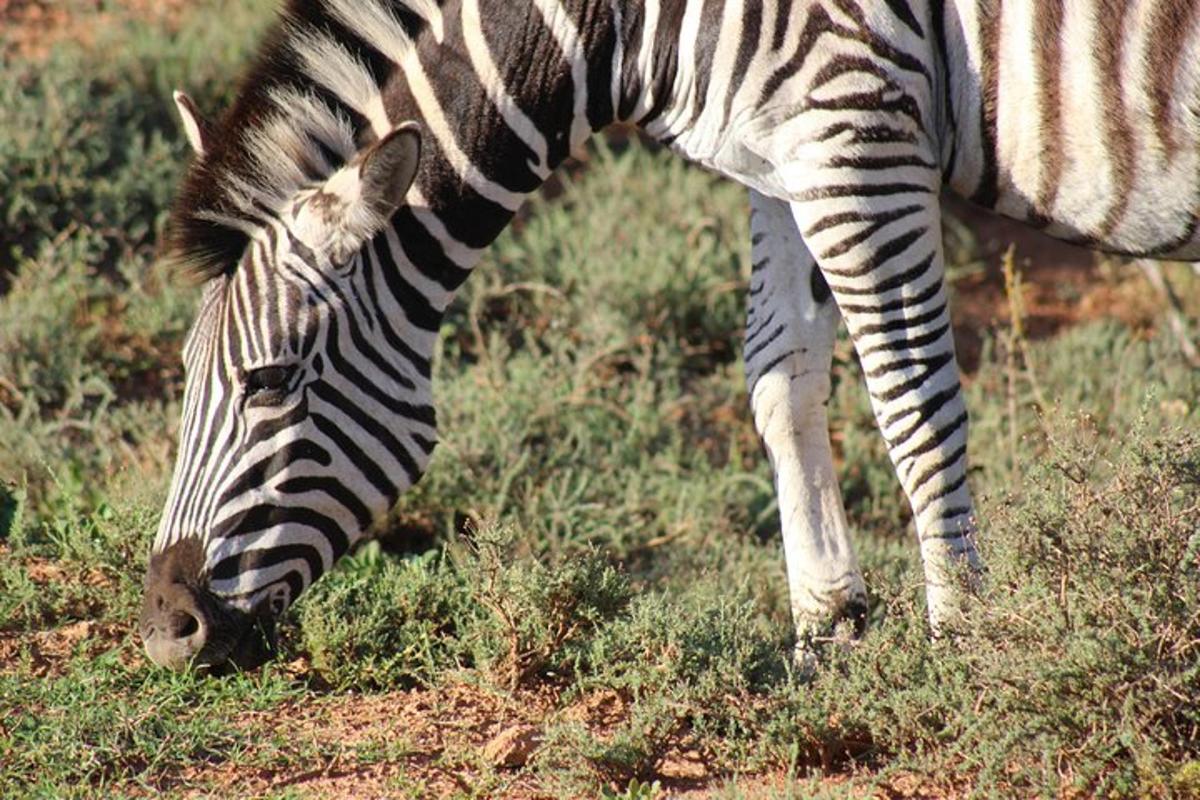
left=140, top=94, right=436, bottom=671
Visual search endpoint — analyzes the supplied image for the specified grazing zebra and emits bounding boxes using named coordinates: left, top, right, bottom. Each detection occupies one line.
left=139, top=0, right=1200, bottom=670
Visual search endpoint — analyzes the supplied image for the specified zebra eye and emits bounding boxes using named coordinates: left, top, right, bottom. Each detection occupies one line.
left=244, top=364, right=297, bottom=403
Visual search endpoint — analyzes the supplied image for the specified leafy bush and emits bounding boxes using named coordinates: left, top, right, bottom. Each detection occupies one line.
left=764, top=419, right=1200, bottom=797
left=295, top=544, right=474, bottom=689
left=0, top=0, right=275, bottom=276
left=465, top=526, right=632, bottom=688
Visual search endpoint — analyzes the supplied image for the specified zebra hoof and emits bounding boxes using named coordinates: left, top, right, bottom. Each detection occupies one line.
left=791, top=594, right=869, bottom=678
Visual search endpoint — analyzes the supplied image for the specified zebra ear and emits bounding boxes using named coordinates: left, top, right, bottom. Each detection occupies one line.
left=358, top=123, right=422, bottom=219
left=173, top=91, right=212, bottom=156
left=298, top=124, right=422, bottom=262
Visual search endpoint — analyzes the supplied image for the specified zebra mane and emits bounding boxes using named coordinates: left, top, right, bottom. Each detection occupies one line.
left=168, top=0, right=445, bottom=282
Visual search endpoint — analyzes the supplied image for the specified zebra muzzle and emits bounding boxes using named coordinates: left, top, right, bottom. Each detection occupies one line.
left=140, top=538, right=277, bottom=672
left=140, top=579, right=211, bottom=670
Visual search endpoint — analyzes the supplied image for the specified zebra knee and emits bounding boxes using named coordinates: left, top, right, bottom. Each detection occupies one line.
left=749, top=363, right=833, bottom=444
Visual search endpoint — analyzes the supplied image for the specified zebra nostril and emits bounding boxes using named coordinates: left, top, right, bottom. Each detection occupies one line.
left=168, top=610, right=202, bottom=640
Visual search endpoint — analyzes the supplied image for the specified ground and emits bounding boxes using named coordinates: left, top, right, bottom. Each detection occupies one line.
left=2, top=3, right=1199, bottom=799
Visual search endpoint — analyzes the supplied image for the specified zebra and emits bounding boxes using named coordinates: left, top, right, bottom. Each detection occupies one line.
left=139, top=0, right=1200, bottom=670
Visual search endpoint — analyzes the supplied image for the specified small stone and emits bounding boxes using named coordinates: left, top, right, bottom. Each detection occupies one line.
left=483, top=724, right=541, bottom=768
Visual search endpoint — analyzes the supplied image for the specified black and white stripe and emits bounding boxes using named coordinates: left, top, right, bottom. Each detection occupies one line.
left=147, top=0, right=1200, bottom=655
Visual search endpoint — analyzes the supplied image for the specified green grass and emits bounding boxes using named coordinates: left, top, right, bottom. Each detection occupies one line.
left=2, top=4, right=1200, bottom=798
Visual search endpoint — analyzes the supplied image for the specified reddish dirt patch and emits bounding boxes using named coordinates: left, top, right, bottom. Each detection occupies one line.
left=165, top=675, right=863, bottom=799
left=21, top=557, right=110, bottom=590
left=0, top=618, right=133, bottom=677
left=0, top=0, right=188, bottom=60
left=168, top=678, right=567, bottom=799
left=0, top=551, right=133, bottom=677
left=944, top=198, right=1166, bottom=375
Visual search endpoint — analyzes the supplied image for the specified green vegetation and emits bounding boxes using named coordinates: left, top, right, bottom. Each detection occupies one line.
left=2, top=3, right=1199, bottom=798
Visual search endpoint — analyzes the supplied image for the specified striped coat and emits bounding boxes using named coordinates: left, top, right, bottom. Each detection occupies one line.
left=138, top=0, right=1200, bottom=670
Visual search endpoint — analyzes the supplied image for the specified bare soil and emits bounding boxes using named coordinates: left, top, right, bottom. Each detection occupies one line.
left=0, top=551, right=129, bottom=677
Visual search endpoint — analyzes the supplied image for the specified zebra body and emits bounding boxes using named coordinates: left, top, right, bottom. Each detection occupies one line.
left=139, top=0, right=1200, bottom=669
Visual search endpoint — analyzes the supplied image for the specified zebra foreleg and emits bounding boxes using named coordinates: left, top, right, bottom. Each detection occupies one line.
left=786, top=187, right=982, bottom=634
left=745, top=190, right=868, bottom=658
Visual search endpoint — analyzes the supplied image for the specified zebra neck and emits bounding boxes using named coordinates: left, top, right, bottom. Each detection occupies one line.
left=372, top=0, right=704, bottom=306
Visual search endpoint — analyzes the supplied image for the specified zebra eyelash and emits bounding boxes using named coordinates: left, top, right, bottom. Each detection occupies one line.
left=243, top=364, right=302, bottom=406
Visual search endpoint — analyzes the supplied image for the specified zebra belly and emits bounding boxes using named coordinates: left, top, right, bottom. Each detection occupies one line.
left=979, top=106, right=1200, bottom=262
left=981, top=176, right=1200, bottom=262
left=951, top=0, right=1200, bottom=262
